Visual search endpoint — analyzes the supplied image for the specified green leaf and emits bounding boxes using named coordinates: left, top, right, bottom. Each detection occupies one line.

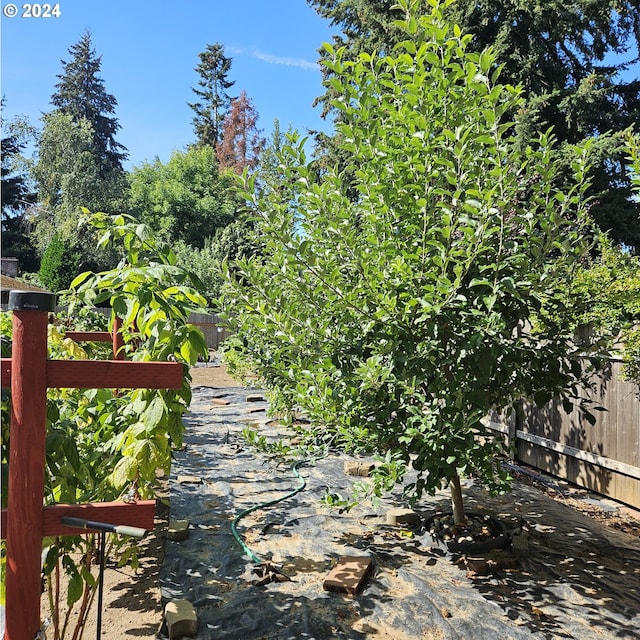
left=67, top=571, right=84, bottom=606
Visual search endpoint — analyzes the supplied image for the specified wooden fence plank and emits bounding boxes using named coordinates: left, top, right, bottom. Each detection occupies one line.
left=1, top=359, right=184, bottom=389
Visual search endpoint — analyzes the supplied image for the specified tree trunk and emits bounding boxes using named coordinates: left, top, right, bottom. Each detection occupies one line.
left=449, top=472, right=466, bottom=525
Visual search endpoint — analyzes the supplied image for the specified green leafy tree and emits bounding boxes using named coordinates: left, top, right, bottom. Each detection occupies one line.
left=128, top=145, right=238, bottom=248
left=189, top=43, right=235, bottom=148
left=31, top=112, right=126, bottom=269
left=255, top=119, right=298, bottom=196
left=222, top=0, right=599, bottom=523
left=216, top=90, right=265, bottom=174
left=51, top=30, right=127, bottom=172
left=173, top=216, right=261, bottom=306
left=310, top=0, right=640, bottom=251
left=30, top=31, right=128, bottom=275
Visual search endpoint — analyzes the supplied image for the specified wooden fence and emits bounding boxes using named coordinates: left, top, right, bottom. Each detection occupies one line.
left=187, top=311, right=231, bottom=350
left=485, top=357, right=640, bottom=509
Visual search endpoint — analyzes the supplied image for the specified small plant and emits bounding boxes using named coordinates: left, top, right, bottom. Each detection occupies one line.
left=2, top=211, right=208, bottom=639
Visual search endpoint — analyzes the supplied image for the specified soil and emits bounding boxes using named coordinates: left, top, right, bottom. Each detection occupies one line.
left=49, top=361, right=640, bottom=639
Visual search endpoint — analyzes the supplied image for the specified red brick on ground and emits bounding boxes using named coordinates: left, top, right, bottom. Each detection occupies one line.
left=323, top=555, right=373, bottom=595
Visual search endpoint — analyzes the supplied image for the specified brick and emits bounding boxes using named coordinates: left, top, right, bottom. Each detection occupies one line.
left=164, top=599, right=198, bottom=638
left=323, top=555, right=373, bottom=595
left=246, top=406, right=266, bottom=414
left=166, top=519, right=190, bottom=541
left=386, top=508, right=419, bottom=526
left=344, top=461, right=374, bottom=477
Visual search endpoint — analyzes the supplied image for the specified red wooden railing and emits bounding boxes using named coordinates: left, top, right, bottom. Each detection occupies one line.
left=0, top=291, right=182, bottom=640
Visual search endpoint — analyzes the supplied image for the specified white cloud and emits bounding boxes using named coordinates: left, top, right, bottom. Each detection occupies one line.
left=252, top=50, right=319, bottom=72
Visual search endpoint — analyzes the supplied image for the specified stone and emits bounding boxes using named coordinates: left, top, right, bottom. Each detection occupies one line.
left=164, top=599, right=198, bottom=638
left=167, top=519, right=190, bottom=542
left=386, top=508, right=419, bottom=526
left=177, top=475, right=202, bottom=485
left=246, top=394, right=266, bottom=402
left=344, top=461, right=374, bottom=477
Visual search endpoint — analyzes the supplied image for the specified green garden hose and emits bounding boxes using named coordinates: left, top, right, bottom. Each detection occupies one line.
left=231, top=459, right=308, bottom=565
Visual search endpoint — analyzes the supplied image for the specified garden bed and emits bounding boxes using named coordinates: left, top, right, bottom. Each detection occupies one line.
left=154, top=365, right=640, bottom=640
left=61, top=362, right=639, bottom=639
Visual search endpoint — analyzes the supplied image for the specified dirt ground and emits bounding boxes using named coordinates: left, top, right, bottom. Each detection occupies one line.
left=51, top=361, right=640, bottom=639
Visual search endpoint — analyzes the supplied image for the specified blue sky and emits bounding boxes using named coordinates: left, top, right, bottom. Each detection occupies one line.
left=1, top=0, right=335, bottom=168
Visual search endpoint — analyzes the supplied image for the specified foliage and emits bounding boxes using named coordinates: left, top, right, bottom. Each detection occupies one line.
left=563, top=134, right=640, bottom=385
left=216, top=90, right=265, bottom=174
left=31, top=112, right=127, bottom=273
left=38, top=233, right=81, bottom=292
left=222, top=0, right=599, bottom=523
left=51, top=30, right=127, bottom=172
left=173, top=215, right=260, bottom=306
left=29, top=30, right=128, bottom=278
left=1, top=104, right=36, bottom=215
left=128, top=146, right=238, bottom=248
left=1, top=212, right=208, bottom=638
left=1, top=107, right=39, bottom=271
left=309, top=0, right=640, bottom=252
left=572, top=237, right=640, bottom=384
left=189, top=42, right=235, bottom=148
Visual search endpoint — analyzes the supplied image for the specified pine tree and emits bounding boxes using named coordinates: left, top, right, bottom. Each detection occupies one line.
left=189, top=43, right=235, bottom=148
left=216, top=91, right=264, bottom=174
left=1, top=105, right=39, bottom=272
left=51, top=30, right=127, bottom=172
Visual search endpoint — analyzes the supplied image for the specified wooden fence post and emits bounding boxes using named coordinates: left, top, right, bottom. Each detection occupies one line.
left=5, top=291, right=56, bottom=640
left=1, top=291, right=184, bottom=639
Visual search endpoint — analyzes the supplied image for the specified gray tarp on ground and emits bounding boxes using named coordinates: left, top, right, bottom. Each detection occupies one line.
left=158, top=384, right=640, bottom=640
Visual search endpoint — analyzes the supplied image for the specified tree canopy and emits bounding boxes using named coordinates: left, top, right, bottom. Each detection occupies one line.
left=128, top=145, right=238, bottom=248
left=51, top=30, right=128, bottom=172
left=309, top=0, right=640, bottom=251
left=31, top=111, right=128, bottom=270
left=1, top=108, right=39, bottom=272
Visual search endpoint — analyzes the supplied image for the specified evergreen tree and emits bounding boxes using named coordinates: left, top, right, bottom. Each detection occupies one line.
left=216, top=90, right=265, bottom=174
left=1, top=106, right=39, bottom=272
left=38, top=233, right=81, bottom=292
left=189, top=43, right=235, bottom=148
left=309, top=0, right=640, bottom=251
left=51, top=30, right=127, bottom=172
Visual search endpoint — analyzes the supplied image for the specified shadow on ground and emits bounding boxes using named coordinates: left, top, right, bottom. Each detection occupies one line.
left=157, top=385, right=640, bottom=640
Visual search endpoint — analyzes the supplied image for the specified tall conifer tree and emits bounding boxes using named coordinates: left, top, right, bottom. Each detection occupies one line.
left=51, top=30, right=127, bottom=173
left=216, top=90, right=265, bottom=174
left=189, top=43, right=235, bottom=148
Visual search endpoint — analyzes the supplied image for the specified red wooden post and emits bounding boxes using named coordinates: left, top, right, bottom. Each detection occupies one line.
left=5, top=291, right=56, bottom=640
left=113, top=316, right=124, bottom=360
left=1, top=292, right=184, bottom=640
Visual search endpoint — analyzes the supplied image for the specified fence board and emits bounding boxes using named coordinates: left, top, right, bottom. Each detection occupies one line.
left=486, top=358, right=640, bottom=509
